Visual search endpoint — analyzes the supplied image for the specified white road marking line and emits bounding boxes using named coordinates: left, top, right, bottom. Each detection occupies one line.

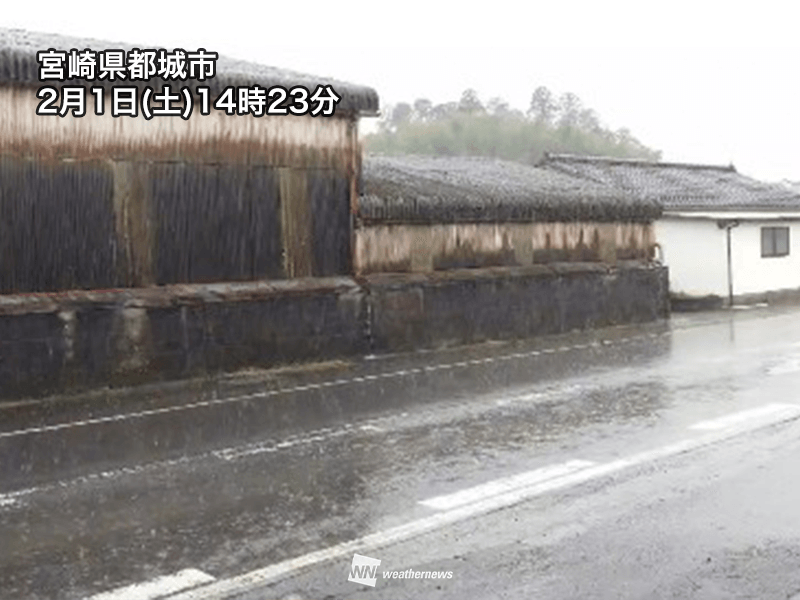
left=0, top=329, right=667, bottom=501
left=359, top=424, right=384, bottom=433
left=213, top=429, right=353, bottom=461
left=84, top=568, right=215, bottom=600
left=767, top=356, right=800, bottom=376
left=0, top=421, right=372, bottom=503
left=419, top=460, right=595, bottom=510
left=509, top=392, right=546, bottom=404
left=689, top=403, right=800, bottom=431
left=164, top=402, right=800, bottom=600
left=0, top=328, right=665, bottom=502
left=0, top=497, right=19, bottom=509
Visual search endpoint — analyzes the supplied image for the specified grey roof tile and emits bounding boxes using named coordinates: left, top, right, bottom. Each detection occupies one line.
left=540, top=153, right=800, bottom=211
left=361, top=155, right=662, bottom=223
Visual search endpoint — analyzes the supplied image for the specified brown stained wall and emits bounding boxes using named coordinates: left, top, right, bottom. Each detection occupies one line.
left=0, top=156, right=118, bottom=293
left=0, top=86, right=360, bottom=292
left=280, top=167, right=314, bottom=278
left=309, top=170, right=352, bottom=277
left=112, top=161, right=155, bottom=285
left=0, top=87, right=356, bottom=170
left=615, top=222, right=655, bottom=260
left=150, top=162, right=287, bottom=285
left=353, top=222, right=655, bottom=274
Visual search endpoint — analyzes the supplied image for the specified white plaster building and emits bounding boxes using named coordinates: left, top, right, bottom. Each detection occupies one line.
left=542, top=154, right=800, bottom=307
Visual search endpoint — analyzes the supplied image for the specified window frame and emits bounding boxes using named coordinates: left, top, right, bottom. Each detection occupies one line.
left=761, top=226, right=790, bottom=258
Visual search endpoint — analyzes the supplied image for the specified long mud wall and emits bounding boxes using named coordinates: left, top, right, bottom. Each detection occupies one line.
left=0, top=262, right=668, bottom=401
left=0, top=88, right=357, bottom=168
left=0, top=157, right=353, bottom=293
left=354, top=222, right=655, bottom=274
left=0, top=87, right=358, bottom=293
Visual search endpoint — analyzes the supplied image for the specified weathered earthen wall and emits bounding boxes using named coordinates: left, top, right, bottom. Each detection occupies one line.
left=0, top=88, right=358, bottom=293
left=354, top=222, right=655, bottom=274
left=0, top=87, right=355, bottom=168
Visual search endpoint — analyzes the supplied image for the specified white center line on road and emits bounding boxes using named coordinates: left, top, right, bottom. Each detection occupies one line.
left=0, top=331, right=668, bottom=440
left=0, top=496, right=18, bottom=509
left=85, top=568, right=215, bottom=600
left=0, top=420, right=384, bottom=505
left=419, top=460, right=595, bottom=511
left=689, top=403, right=800, bottom=431
left=162, top=402, right=800, bottom=600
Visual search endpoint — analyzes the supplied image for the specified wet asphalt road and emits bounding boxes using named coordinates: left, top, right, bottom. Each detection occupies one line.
left=3, top=305, right=800, bottom=599
left=254, top=404, right=800, bottom=600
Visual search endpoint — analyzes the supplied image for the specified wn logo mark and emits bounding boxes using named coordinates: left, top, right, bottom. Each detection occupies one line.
left=348, top=553, right=381, bottom=587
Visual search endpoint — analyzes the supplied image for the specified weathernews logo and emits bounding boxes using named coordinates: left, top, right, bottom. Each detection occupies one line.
left=347, top=553, right=454, bottom=588
left=348, top=554, right=381, bottom=587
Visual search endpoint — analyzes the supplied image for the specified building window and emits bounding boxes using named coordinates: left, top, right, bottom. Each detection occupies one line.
left=761, top=226, right=790, bottom=257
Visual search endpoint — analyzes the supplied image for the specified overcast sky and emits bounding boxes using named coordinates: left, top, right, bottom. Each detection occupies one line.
left=4, top=1, right=799, bottom=182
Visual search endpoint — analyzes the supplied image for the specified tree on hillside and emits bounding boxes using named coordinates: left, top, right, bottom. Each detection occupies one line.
left=556, top=92, right=583, bottom=128
left=528, top=86, right=558, bottom=124
left=413, top=98, right=433, bottom=122
left=430, top=101, right=457, bottom=121
left=578, top=108, right=601, bottom=133
left=458, top=89, right=485, bottom=114
left=384, top=102, right=412, bottom=132
left=367, top=88, right=661, bottom=164
left=486, top=97, right=509, bottom=116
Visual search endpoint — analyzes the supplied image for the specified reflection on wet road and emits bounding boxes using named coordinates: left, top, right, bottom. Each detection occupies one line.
left=4, top=305, right=800, bottom=599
